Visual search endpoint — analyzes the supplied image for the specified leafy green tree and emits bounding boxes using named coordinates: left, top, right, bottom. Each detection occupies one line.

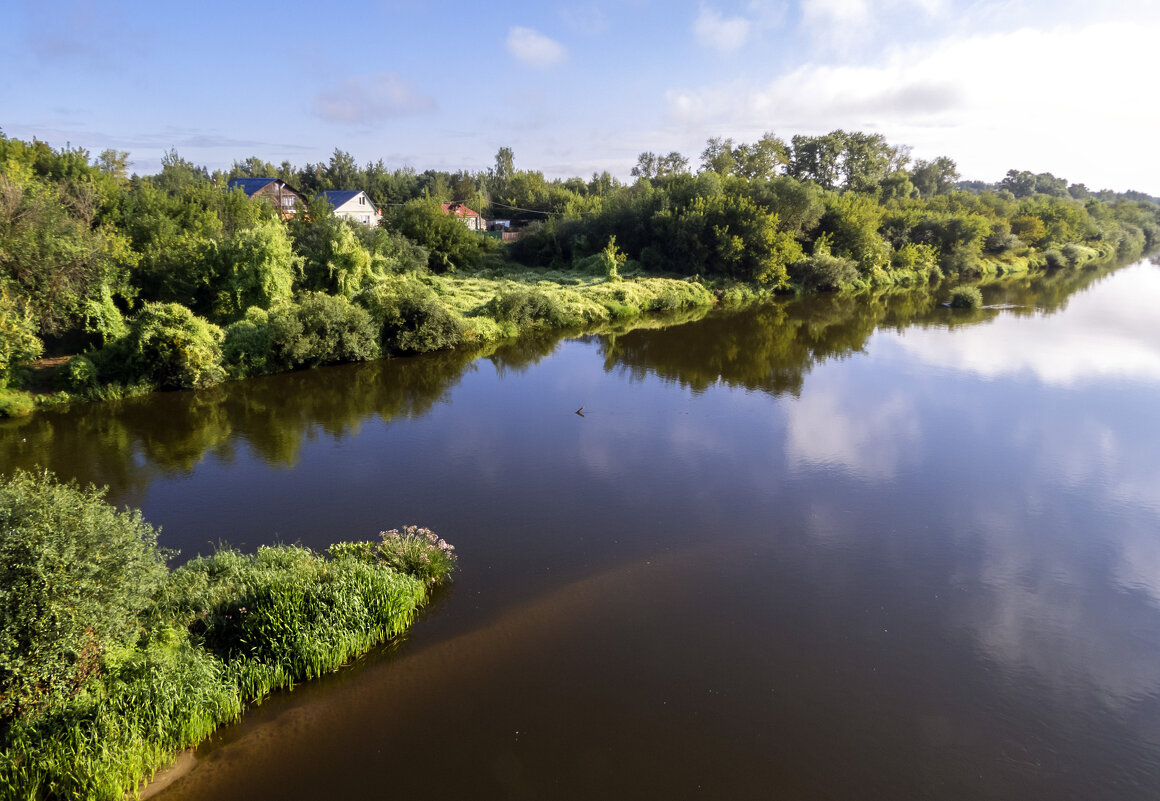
left=0, top=159, right=133, bottom=337
left=0, top=288, right=43, bottom=387
left=95, top=149, right=132, bottom=185
left=152, top=149, right=208, bottom=192
left=214, top=221, right=300, bottom=320
left=388, top=198, right=489, bottom=272
left=631, top=151, right=689, bottom=181
left=787, top=131, right=846, bottom=189
left=817, top=192, right=889, bottom=276
left=0, top=470, right=167, bottom=719
left=839, top=131, right=908, bottom=193
left=910, top=157, right=959, bottom=198
left=700, top=137, right=737, bottom=176
left=734, top=133, right=789, bottom=180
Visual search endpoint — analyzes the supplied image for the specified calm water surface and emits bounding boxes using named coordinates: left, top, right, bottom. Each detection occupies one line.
left=5, top=262, right=1160, bottom=800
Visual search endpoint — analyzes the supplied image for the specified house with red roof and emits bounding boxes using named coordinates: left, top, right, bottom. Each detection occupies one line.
left=441, top=202, right=484, bottom=232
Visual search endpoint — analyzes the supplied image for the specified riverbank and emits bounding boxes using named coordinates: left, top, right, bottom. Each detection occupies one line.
left=0, top=249, right=1132, bottom=420
left=0, top=471, right=455, bottom=801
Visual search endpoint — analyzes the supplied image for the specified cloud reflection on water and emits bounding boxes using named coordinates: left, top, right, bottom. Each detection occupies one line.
left=887, top=264, right=1160, bottom=387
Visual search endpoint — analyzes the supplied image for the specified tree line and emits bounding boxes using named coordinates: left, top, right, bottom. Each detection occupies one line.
left=2, top=130, right=1158, bottom=412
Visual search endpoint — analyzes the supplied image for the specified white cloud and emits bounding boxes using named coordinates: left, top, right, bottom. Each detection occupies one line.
left=313, top=73, right=436, bottom=124
left=801, top=0, right=870, bottom=28
left=694, top=6, right=752, bottom=51
left=506, top=26, right=567, bottom=67
left=665, top=19, right=1160, bottom=192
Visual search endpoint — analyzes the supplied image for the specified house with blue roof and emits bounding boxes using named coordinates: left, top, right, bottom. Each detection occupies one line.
left=318, top=190, right=381, bottom=226
left=226, top=178, right=305, bottom=220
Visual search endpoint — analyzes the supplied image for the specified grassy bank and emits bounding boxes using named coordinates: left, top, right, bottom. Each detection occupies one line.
left=0, top=470, right=455, bottom=800
left=0, top=240, right=1138, bottom=420
left=1, top=266, right=715, bottom=417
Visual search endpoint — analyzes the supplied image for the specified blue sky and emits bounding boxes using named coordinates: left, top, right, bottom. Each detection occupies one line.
left=4, top=0, right=1159, bottom=194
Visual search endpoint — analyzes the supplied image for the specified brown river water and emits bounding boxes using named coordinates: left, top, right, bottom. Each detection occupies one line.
left=4, top=261, right=1160, bottom=800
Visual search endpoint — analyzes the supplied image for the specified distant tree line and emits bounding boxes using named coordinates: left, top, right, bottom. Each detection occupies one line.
left=2, top=130, right=1158, bottom=411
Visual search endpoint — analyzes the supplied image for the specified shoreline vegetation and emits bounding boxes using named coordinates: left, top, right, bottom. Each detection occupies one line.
left=2, top=131, right=1159, bottom=417
left=0, top=469, right=455, bottom=801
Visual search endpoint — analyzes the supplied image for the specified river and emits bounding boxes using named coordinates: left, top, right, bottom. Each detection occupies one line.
left=4, top=260, right=1160, bottom=800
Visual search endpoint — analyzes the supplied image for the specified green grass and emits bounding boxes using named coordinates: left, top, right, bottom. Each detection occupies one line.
left=0, top=472, right=456, bottom=800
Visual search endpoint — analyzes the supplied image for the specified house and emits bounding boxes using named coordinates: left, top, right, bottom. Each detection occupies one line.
left=441, top=202, right=484, bottom=232
left=227, top=178, right=305, bottom=220
left=318, top=190, right=382, bottom=226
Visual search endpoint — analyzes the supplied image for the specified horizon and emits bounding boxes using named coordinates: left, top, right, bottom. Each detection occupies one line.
left=4, top=0, right=1159, bottom=196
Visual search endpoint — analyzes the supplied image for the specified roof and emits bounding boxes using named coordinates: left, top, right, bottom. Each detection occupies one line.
left=318, top=190, right=366, bottom=208
left=441, top=202, right=480, bottom=218
left=227, top=177, right=278, bottom=197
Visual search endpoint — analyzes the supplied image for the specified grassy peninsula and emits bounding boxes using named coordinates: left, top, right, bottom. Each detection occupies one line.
left=0, top=470, right=455, bottom=800
left=2, top=131, right=1159, bottom=415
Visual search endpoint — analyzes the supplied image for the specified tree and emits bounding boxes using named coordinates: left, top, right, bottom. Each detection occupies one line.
left=999, top=169, right=1038, bottom=199
left=734, top=133, right=789, bottom=181
left=325, top=149, right=359, bottom=190
left=214, top=221, right=300, bottom=320
left=700, top=137, right=737, bottom=176
left=95, top=149, right=132, bottom=184
left=787, top=132, right=846, bottom=189
left=840, top=131, right=908, bottom=193
left=493, top=147, right=515, bottom=185
left=631, top=151, right=689, bottom=181
left=153, top=149, right=208, bottom=192
left=910, top=157, right=959, bottom=198
left=387, top=199, right=488, bottom=271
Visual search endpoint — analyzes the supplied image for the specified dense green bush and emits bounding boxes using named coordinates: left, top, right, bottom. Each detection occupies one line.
left=0, top=470, right=167, bottom=720
left=222, top=306, right=277, bottom=378
left=54, top=355, right=99, bottom=394
left=1043, top=248, right=1068, bottom=269
left=949, top=286, right=983, bottom=308
left=789, top=236, right=860, bottom=291
left=0, top=470, right=457, bottom=800
left=213, top=220, right=300, bottom=321
left=360, top=279, right=465, bottom=354
left=0, top=288, right=43, bottom=389
left=268, top=292, right=380, bottom=369
left=100, top=302, right=225, bottom=390
left=329, top=526, right=457, bottom=586
left=489, top=288, right=570, bottom=328
left=387, top=199, right=493, bottom=272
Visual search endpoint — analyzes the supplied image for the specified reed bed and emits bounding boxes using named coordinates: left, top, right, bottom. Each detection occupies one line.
left=0, top=472, right=455, bottom=801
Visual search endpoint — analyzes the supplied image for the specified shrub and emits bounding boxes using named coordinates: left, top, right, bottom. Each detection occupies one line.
left=489, top=288, right=568, bottom=328
left=1043, top=248, right=1068, bottom=269
left=268, top=292, right=380, bottom=369
left=949, top=286, right=983, bottom=309
left=0, top=288, right=43, bottom=389
left=789, top=235, right=859, bottom=291
left=387, top=199, right=491, bottom=272
left=54, top=355, right=99, bottom=395
left=360, top=279, right=465, bottom=354
left=789, top=251, right=860, bottom=291
left=102, top=302, right=225, bottom=390
left=329, top=526, right=457, bottom=586
left=222, top=307, right=276, bottom=378
left=0, top=389, right=35, bottom=418
left=0, top=470, right=167, bottom=720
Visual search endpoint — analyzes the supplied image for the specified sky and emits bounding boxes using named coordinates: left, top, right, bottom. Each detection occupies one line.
left=3, top=0, right=1159, bottom=194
